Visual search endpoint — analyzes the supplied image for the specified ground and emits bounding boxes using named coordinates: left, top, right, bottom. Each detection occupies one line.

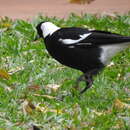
left=0, top=0, right=130, bottom=19
left=0, top=1, right=130, bottom=129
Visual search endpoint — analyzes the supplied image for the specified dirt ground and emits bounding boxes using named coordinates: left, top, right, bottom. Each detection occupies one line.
left=0, top=0, right=130, bottom=19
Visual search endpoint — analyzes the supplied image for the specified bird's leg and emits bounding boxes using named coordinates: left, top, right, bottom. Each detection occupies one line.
left=80, top=68, right=99, bottom=94
left=74, top=73, right=93, bottom=93
left=80, top=73, right=93, bottom=94
left=74, top=68, right=100, bottom=94
left=74, top=74, right=86, bottom=91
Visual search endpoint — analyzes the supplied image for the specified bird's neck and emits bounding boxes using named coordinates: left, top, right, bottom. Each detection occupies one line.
left=43, top=25, right=60, bottom=38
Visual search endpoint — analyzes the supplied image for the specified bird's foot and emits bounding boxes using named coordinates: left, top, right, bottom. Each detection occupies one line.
left=74, top=74, right=86, bottom=91
left=80, top=78, right=93, bottom=94
left=75, top=69, right=99, bottom=94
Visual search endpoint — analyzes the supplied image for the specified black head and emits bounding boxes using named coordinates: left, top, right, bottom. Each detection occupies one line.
left=35, top=21, right=60, bottom=40
left=36, top=22, right=44, bottom=38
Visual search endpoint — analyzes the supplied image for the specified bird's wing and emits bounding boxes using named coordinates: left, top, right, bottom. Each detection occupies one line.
left=59, top=33, right=92, bottom=45
left=57, top=28, right=130, bottom=48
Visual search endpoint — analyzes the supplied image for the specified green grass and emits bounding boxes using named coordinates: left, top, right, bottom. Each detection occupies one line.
left=0, top=13, right=130, bottom=129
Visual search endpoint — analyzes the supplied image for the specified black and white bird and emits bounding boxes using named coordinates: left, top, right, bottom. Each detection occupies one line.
left=36, top=22, right=130, bottom=93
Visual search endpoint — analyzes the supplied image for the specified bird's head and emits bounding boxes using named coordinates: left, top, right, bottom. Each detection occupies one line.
left=35, top=22, right=60, bottom=39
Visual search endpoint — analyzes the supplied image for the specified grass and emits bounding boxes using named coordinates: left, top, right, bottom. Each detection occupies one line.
left=0, top=13, right=130, bottom=129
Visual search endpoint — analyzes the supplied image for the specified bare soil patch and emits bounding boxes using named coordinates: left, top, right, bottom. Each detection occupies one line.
left=0, top=0, right=130, bottom=19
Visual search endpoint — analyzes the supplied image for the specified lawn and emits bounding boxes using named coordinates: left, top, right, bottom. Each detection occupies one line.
left=0, top=13, right=130, bottom=129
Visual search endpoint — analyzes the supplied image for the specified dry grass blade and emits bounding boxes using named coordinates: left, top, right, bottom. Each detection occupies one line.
left=35, top=105, right=62, bottom=114
left=8, top=66, right=24, bottom=75
left=33, top=94, right=57, bottom=99
left=28, top=85, right=41, bottom=91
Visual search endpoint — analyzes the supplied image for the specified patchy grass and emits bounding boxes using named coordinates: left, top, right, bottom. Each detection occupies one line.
left=0, top=13, right=130, bottom=129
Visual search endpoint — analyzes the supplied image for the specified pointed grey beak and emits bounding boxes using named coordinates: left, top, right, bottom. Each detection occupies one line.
left=34, top=34, right=40, bottom=41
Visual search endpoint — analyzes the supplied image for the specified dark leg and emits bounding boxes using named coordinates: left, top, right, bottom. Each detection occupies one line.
left=80, top=68, right=101, bottom=94
left=75, top=68, right=100, bottom=94
left=74, top=74, right=86, bottom=91
left=80, top=72, right=93, bottom=94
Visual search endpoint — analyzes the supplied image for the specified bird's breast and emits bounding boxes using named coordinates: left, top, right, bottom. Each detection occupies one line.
left=45, top=40, right=103, bottom=71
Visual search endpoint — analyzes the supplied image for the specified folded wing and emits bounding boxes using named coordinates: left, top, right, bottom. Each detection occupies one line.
left=57, top=28, right=130, bottom=48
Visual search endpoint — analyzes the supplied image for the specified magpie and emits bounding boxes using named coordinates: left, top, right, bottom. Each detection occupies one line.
left=36, top=22, right=130, bottom=93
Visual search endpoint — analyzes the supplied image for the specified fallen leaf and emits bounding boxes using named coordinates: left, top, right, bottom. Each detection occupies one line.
left=21, top=100, right=35, bottom=115
left=113, top=99, right=130, bottom=110
left=0, top=69, right=10, bottom=80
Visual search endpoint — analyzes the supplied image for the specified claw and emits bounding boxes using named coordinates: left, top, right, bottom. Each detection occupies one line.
left=75, top=68, right=100, bottom=94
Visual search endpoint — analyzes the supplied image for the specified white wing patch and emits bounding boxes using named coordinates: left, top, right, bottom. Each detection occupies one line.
left=59, top=33, right=92, bottom=45
left=100, top=42, right=130, bottom=64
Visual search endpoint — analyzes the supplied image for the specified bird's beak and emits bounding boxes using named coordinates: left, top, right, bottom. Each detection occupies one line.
left=34, top=35, right=40, bottom=41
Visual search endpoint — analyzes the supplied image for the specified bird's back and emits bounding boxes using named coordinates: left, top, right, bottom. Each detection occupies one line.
left=44, top=29, right=103, bottom=72
left=44, top=27, right=130, bottom=72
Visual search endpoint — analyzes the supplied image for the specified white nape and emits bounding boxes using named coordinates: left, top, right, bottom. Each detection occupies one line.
left=59, top=33, right=92, bottom=45
left=100, top=42, right=130, bottom=64
left=41, top=22, right=60, bottom=38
